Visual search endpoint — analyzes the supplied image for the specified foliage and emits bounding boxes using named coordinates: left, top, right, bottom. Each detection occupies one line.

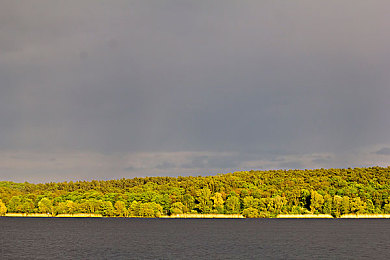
left=0, top=199, right=7, bottom=216
left=1, top=167, right=390, bottom=217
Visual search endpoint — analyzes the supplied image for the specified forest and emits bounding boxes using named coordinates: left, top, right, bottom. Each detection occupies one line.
left=1, top=167, right=390, bottom=218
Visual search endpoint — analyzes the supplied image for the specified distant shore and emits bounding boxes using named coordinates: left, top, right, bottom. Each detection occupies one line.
left=3, top=213, right=242, bottom=218
left=3, top=213, right=390, bottom=218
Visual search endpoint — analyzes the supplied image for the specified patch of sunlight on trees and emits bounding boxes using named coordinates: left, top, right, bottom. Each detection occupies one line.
left=1, top=167, right=390, bottom=218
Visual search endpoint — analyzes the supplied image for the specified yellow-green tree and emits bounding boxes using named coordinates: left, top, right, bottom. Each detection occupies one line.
left=310, top=190, right=324, bottom=213
left=243, top=196, right=258, bottom=210
left=211, top=192, right=224, bottom=213
left=170, top=202, right=184, bottom=215
left=38, top=198, right=53, bottom=215
left=55, top=200, right=76, bottom=215
left=332, top=195, right=343, bottom=217
left=129, top=201, right=141, bottom=217
left=0, top=199, right=7, bottom=216
left=341, top=196, right=350, bottom=215
left=101, top=201, right=115, bottom=217
left=114, top=201, right=127, bottom=217
left=21, top=199, right=34, bottom=214
left=242, top=207, right=259, bottom=218
left=65, top=200, right=76, bottom=215
left=267, top=196, right=286, bottom=216
left=350, top=197, right=366, bottom=214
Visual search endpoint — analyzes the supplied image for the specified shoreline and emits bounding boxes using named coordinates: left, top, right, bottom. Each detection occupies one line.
left=277, top=214, right=333, bottom=218
left=3, top=213, right=390, bottom=218
left=339, top=214, right=390, bottom=218
left=4, top=213, right=103, bottom=218
left=161, top=214, right=244, bottom=218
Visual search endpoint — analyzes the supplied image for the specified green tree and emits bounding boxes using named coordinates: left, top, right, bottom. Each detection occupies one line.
left=384, top=203, right=390, bottom=213
left=54, top=202, right=66, bottom=215
left=80, top=199, right=102, bottom=214
left=242, top=207, right=259, bottom=218
left=101, top=201, right=115, bottom=217
left=8, top=196, right=22, bottom=213
left=300, top=189, right=311, bottom=210
left=196, top=188, right=212, bottom=213
left=182, top=194, right=195, bottom=213
left=139, top=202, right=163, bottom=217
left=21, top=199, right=34, bottom=214
left=366, top=199, right=375, bottom=213
left=323, top=194, right=332, bottom=214
left=225, top=195, right=240, bottom=214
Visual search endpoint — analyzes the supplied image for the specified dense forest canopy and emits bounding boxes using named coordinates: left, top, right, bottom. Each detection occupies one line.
left=1, top=167, right=390, bottom=218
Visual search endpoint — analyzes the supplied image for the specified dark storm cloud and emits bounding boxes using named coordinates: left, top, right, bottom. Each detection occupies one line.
left=1, top=0, right=390, bottom=181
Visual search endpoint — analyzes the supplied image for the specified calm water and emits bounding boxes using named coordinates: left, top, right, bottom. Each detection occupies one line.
left=1, top=218, right=390, bottom=259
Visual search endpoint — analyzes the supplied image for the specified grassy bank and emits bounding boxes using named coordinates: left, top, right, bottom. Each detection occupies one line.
left=5, top=213, right=51, bottom=217
left=340, top=214, right=390, bottom=218
left=161, top=214, right=244, bottom=218
left=56, top=213, right=103, bottom=217
left=277, top=214, right=333, bottom=218
left=4, top=213, right=102, bottom=217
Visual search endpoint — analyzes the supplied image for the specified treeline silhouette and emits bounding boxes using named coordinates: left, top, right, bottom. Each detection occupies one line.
left=1, top=167, right=390, bottom=218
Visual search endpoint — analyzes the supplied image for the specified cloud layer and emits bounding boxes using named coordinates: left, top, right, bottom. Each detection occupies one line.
left=1, top=1, right=390, bottom=182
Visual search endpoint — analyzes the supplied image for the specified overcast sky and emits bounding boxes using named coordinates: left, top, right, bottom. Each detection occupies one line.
left=1, top=1, right=390, bottom=183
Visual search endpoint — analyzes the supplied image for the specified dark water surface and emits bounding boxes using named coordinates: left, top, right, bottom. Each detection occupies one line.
left=1, top=218, right=390, bottom=259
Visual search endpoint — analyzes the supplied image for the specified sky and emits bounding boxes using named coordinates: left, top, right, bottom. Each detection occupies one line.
left=1, top=1, right=390, bottom=183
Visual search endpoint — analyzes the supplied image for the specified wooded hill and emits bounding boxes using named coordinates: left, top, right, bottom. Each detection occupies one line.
left=1, top=167, right=390, bottom=218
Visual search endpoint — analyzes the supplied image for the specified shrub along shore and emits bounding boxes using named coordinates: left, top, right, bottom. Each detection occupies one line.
left=1, top=167, right=390, bottom=218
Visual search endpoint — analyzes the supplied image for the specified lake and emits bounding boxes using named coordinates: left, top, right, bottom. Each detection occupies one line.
left=1, top=218, right=389, bottom=259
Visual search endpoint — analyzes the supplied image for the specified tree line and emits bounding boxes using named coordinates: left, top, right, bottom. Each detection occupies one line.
left=1, top=166, right=390, bottom=218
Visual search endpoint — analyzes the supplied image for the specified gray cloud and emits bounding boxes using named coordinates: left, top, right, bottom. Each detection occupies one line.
left=1, top=1, right=390, bottom=181
left=123, top=166, right=136, bottom=172
left=279, top=161, right=304, bottom=170
left=375, top=148, right=390, bottom=155
left=182, top=156, right=209, bottom=169
left=155, top=161, right=176, bottom=170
